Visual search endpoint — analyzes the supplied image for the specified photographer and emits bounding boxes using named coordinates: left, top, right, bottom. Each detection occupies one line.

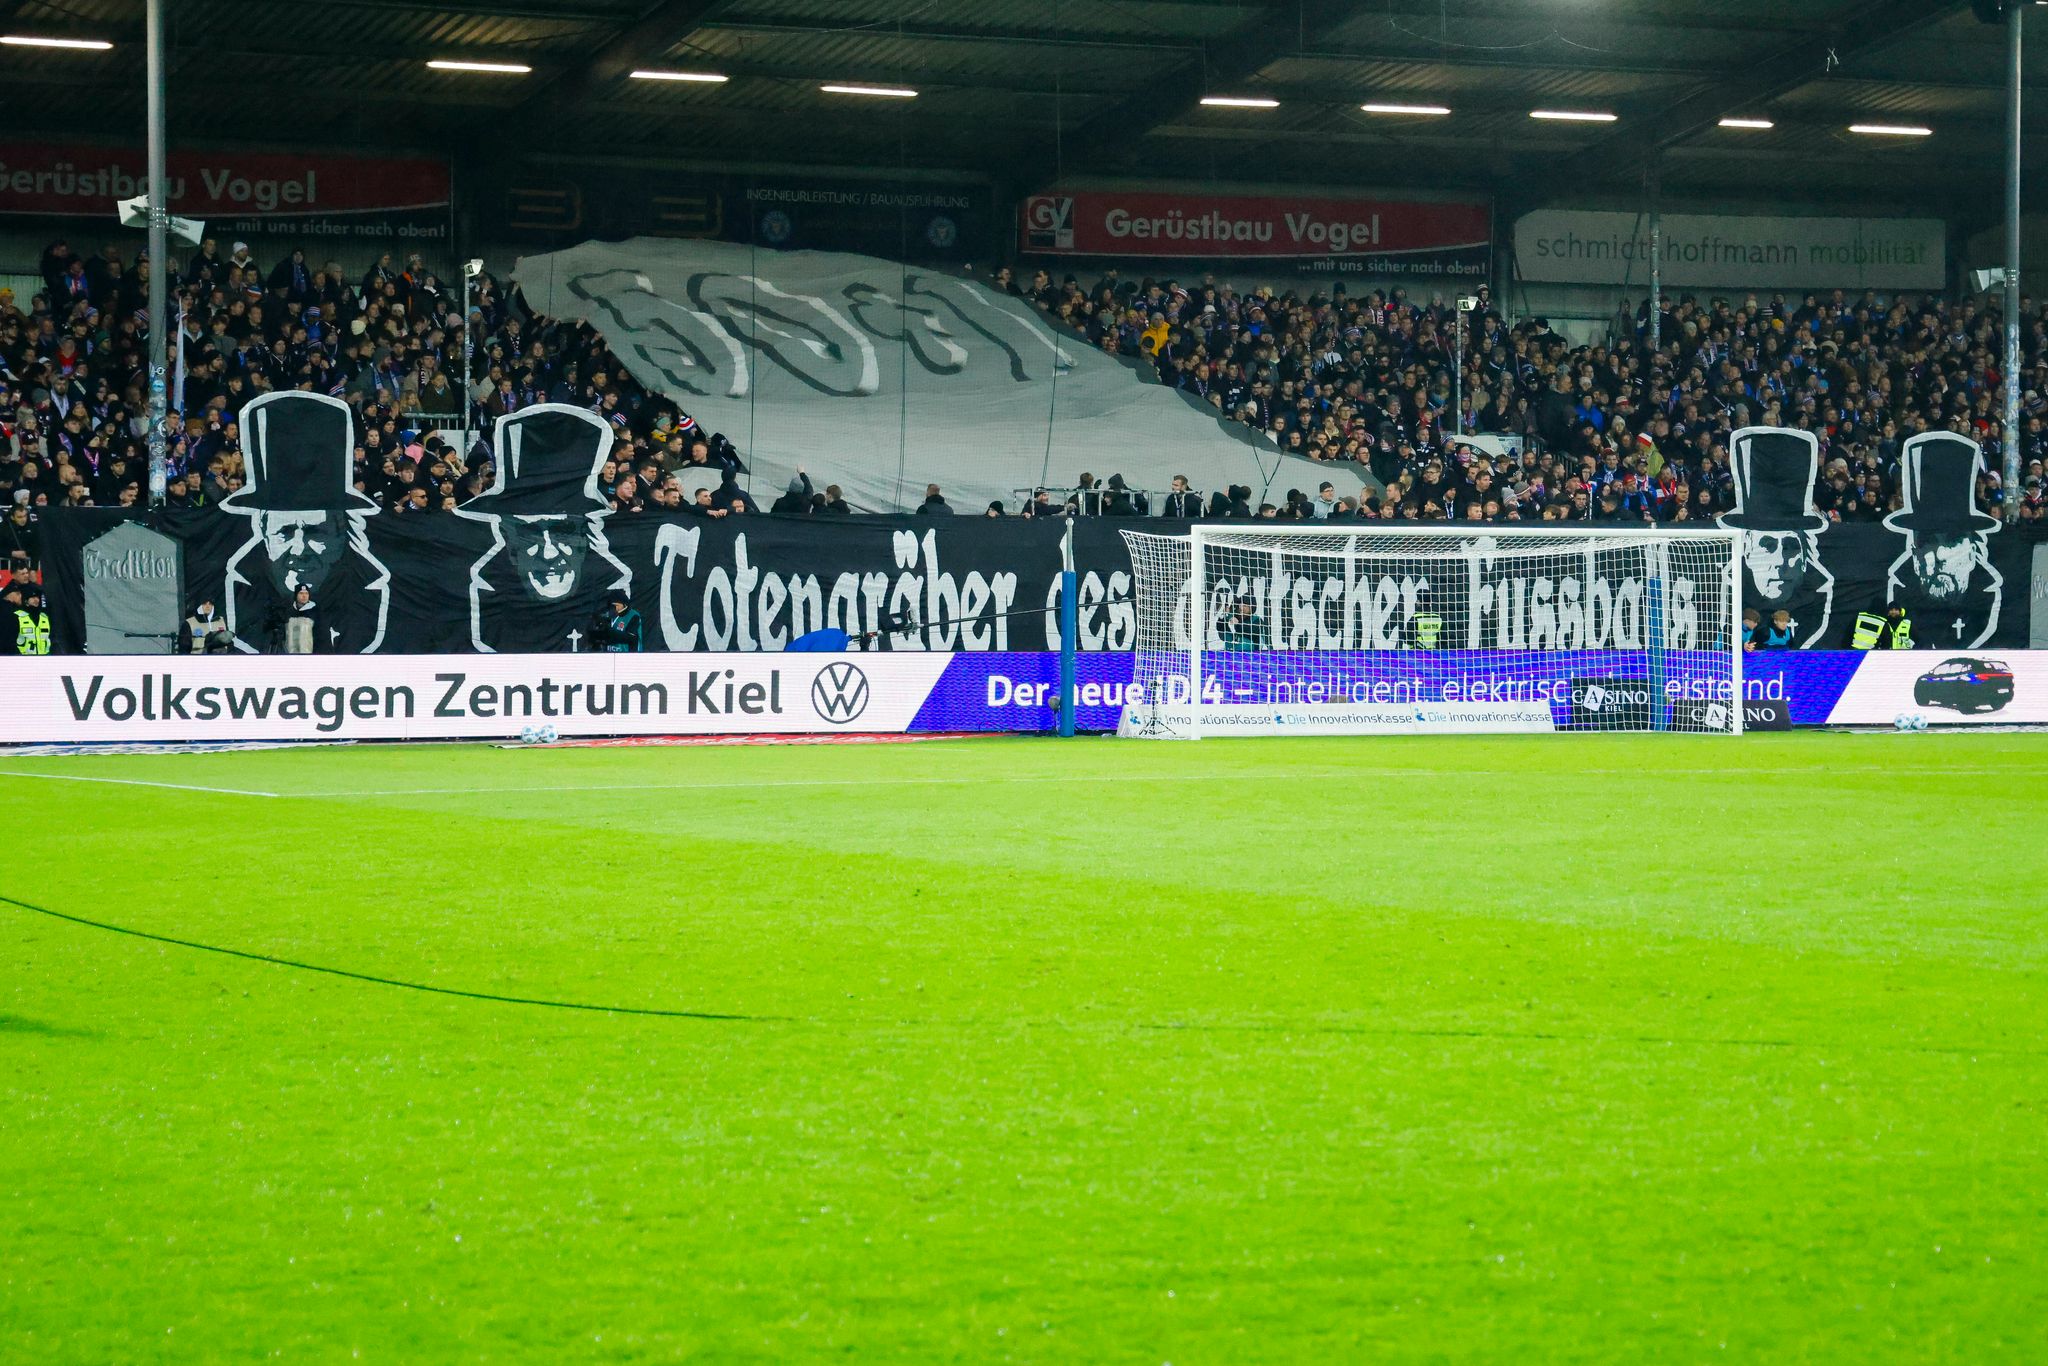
left=591, top=591, right=643, bottom=653
left=184, top=598, right=235, bottom=654
left=282, top=587, right=321, bottom=654
left=1217, top=595, right=1262, bottom=651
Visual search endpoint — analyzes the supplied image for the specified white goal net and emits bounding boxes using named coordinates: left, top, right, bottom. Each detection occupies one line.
left=1119, top=526, right=1742, bottom=737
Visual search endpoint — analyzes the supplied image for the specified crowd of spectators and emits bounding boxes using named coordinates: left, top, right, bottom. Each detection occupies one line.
left=0, top=235, right=757, bottom=582
left=995, top=264, right=2048, bottom=527
left=10, top=233, right=2048, bottom=580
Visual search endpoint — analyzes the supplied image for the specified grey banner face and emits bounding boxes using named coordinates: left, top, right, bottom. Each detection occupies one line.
left=81, top=523, right=183, bottom=655
left=513, top=239, right=1362, bottom=514
left=2032, top=544, right=2048, bottom=650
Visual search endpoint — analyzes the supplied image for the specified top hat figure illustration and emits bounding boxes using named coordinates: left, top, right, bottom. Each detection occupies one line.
left=1884, top=430, right=2002, bottom=646
left=1884, top=431, right=2001, bottom=537
left=1718, top=426, right=1835, bottom=644
left=456, top=403, right=631, bottom=651
left=221, top=390, right=389, bottom=652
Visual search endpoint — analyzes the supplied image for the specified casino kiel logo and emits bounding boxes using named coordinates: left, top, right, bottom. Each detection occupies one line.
left=811, top=661, right=871, bottom=725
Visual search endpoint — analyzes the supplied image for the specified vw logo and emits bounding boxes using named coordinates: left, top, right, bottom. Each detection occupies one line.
left=811, top=661, right=870, bottom=725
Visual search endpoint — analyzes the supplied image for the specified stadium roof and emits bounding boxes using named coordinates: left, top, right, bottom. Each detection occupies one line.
left=2, top=0, right=2043, bottom=213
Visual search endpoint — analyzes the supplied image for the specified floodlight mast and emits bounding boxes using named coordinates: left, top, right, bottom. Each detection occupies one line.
left=1451, top=302, right=1461, bottom=451
left=2003, top=0, right=2024, bottom=522
left=462, top=260, right=483, bottom=463
left=145, top=0, right=168, bottom=508
left=1647, top=161, right=1661, bottom=355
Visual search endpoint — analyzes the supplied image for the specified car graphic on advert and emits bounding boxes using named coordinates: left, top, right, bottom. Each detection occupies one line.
left=1913, top=657, right=2014, bottom=714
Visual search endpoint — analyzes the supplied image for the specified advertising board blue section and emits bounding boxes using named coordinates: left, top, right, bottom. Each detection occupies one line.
left=910, top=651, right=1898, bottom=733
left=1733, top=652, right=1869, bottom=726
left=908, top=652, right=1137, bottom=733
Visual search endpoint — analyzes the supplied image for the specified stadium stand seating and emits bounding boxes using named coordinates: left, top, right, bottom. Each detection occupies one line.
left=5, top=237, right=2044, bottom=558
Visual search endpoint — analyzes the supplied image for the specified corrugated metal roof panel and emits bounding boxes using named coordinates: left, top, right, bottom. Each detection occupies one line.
left=714, top=0, right=1245, bottom=43
left=1256, top=55, right=1665, bottom=105
left=0, top=0, right=2026, bottom=205
left=670, top=24, right=1181, bottom=92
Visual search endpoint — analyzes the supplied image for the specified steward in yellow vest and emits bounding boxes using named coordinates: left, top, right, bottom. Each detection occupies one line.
left=1850, top=605, right=1913, bottom=650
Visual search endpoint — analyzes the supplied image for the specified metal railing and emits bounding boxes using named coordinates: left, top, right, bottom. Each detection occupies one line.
left=1010, top=485, right=1197, bottom=516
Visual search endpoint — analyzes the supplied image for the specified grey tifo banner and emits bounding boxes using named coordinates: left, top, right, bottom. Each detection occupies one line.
left=2032, top=544, right=2048, bottom=650
left=512, top=238, right=1363, bottom=513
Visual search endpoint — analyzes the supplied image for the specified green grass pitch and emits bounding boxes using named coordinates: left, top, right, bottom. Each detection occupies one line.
left=3, top=731, right=2045, bottom=1361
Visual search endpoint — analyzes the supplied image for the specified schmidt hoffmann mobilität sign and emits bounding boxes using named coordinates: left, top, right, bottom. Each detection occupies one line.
left=1513, top=210, right=1944, bottom=290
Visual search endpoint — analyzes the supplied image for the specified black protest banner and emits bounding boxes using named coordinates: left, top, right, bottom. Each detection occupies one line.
left=42, top=506, right=1144, bottom=655
left=32, top=491, right=2048, bottom=663
left=41, top=501, right=2042, bottom=656
left=1716, top=429, right=2022, bottom=653
left=34, top=397, right=2045, bottom=657
left=1718, top=500, right=2025, bottom=653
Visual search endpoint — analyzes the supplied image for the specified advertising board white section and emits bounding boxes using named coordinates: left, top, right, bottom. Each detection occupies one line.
left=1828, top=652, right=2040, bottom=726
left=0, top=653, right=952, bottom=745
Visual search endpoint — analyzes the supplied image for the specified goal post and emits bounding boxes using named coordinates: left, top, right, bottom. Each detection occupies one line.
left=1119, top=524, right=1744, bottom=738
